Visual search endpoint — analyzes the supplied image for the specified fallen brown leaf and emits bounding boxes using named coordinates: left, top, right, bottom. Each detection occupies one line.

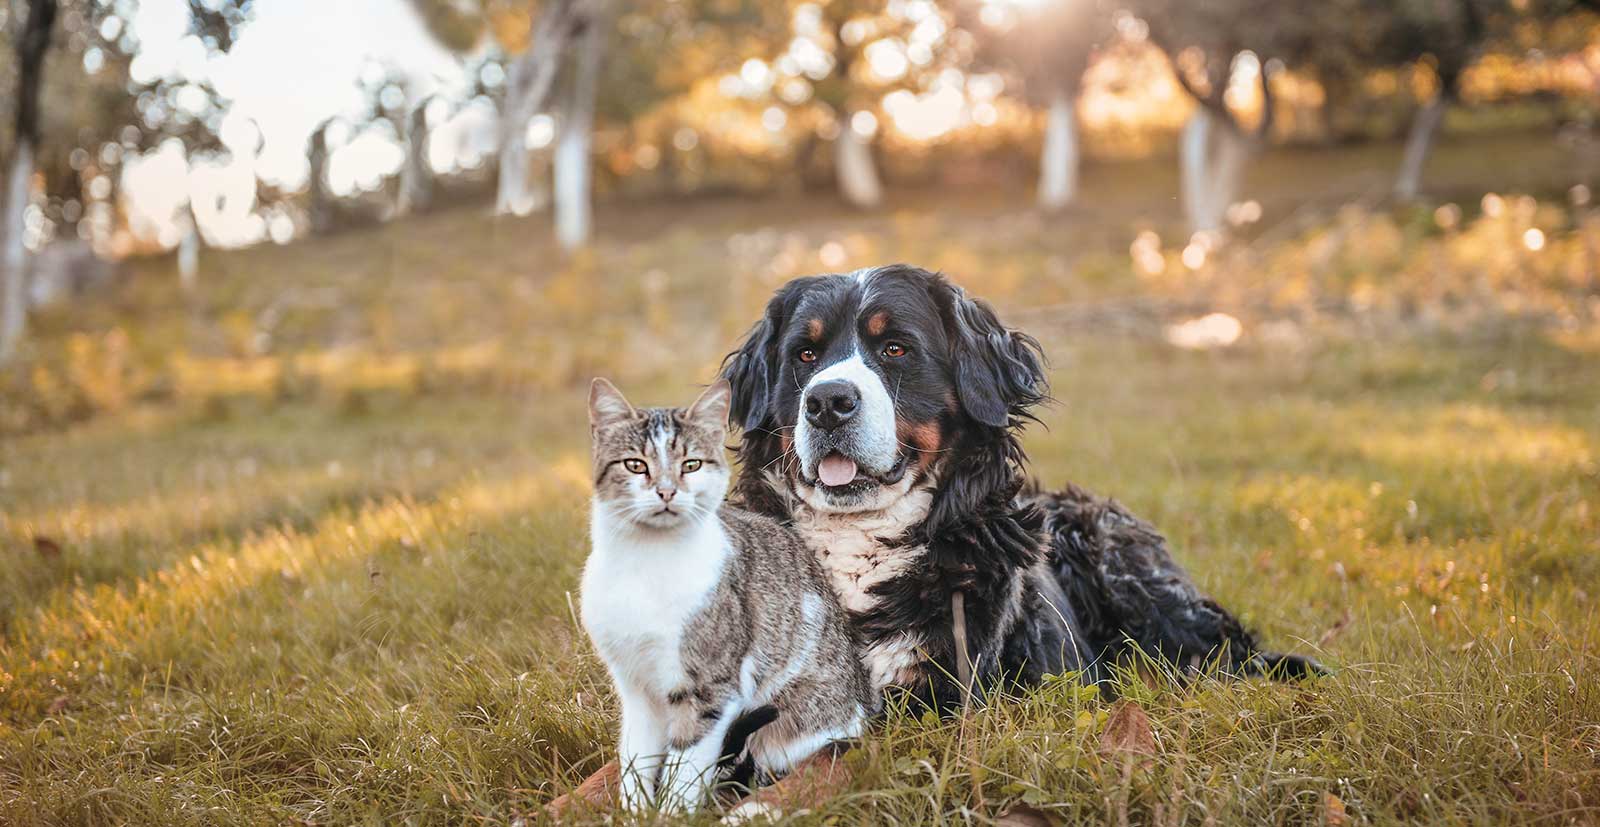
left=1320, top=792, right=1347, bottom=826
left=996, top=803, right=1059, bottom=827
left=1099, top=700, right=1158, bottom=756
left=33, top=535, right=63, bottom=558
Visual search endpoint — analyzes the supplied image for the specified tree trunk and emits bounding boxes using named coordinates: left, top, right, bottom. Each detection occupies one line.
left=1179, top=109, right=1214, bottom=234
left=835, top=109, right=883, bottom=210
left=0, top=0, right=57, bottom=363
left=497, top=0, right=578, bottom=216
left=1038, top=88, right=1079, bottom=212
left=1205, top=123, right=1250, bottom=231
left=177, top=203, right=200, bottom=293
left=0, top=143, right=34, bottom=362
left=554, top=8, right=607, bottom=250
left=496, top=107, right=534, bottom=216
left=1394, top=92, right=1449, bottom=202
left=307, top=120, right=335, bottom=235
left=398, top=101, right=433, bottom=216
left=1179, top=109, right=1253, bottom=235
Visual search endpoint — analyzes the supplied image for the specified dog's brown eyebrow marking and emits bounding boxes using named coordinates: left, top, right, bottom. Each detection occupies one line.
left=866, top=311, right=889, bottom=337
left=806, top=318, right=824, bottom=339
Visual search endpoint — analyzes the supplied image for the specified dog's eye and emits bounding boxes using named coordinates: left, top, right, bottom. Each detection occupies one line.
left=882, top=342, right=908, bottom=358
left=682, top=459, right=702, bottom=473
left=797, top=348, right=817, bottom=363
left=623, top=459, right=648, bottom=474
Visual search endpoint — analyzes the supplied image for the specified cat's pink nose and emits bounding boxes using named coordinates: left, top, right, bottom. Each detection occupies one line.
left=657, top=488, right=676, bottom=503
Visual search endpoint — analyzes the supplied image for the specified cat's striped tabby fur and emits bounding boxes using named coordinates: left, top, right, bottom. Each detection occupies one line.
left=581, top=378, right=875, bottom=814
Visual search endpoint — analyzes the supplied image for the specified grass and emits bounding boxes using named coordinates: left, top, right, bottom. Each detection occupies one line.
left=2, top=131, right=1599, bottom=825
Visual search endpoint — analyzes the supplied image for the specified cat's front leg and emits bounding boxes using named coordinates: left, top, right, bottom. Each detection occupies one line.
left=659, top=711, right=738, bottom=814
left=617, top=691, right=666, bottom=811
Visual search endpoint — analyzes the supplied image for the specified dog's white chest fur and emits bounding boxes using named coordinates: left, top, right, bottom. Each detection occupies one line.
left=790, top=487, right=934, bottom=692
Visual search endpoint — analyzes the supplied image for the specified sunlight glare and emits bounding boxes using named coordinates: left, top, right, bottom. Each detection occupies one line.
left=883, top=86, right=964, bottom=141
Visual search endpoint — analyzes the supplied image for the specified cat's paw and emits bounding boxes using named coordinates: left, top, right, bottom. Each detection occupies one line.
left=721, top=800, right=782, bottom=824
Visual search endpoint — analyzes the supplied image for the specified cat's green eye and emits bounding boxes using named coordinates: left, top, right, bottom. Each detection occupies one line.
left=622, top=459, right=648, bottom=474
left=682, top=459, right=703, bottom=473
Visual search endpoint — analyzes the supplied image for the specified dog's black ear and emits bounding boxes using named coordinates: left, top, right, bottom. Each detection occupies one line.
left=720, top=278, right=810, bottom=431
left=936, top=279, right=1048, bottom=428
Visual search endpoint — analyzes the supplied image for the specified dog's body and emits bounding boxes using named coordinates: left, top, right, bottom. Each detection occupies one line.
left=721, top=265, right=1320, bottom=710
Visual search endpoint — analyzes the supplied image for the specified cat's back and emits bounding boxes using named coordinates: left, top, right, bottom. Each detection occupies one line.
left=717, top=506, right=822, bottom=583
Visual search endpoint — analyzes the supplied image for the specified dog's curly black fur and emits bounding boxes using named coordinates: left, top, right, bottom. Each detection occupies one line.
left=721, top=265, right=1322, bottom=711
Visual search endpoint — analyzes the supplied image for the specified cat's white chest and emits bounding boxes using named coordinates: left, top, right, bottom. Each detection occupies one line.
left=581, top=513, right=729, bottom=697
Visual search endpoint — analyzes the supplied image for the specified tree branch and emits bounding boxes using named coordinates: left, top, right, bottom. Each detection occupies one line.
left=1143, top=21, right=1234, bottom=127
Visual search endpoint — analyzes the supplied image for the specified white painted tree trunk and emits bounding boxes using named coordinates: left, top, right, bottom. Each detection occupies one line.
left=1179, top=110, right=1213, bottom=233
left=177, top=205, right=200, bottom=293
left=0, top=143, right=33, bottom=362
left=1038, top=89, right=1079, bottom=212
left=553, top=113, right=591, bottom=250
left=1394, top=93, right=1448, bottom=202
left=497, top=111, right=535, bottom=216
left=1179, top=109, right=1252, bottom=235
left=835, top=110, right=883, bottom=210
left=554, top=11, right=606, bottom=250
left=1205, top=124, right=1250, bottom=232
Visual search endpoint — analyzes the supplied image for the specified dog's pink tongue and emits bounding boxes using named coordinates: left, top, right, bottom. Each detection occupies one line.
left=817, top=455, right=858, bottom=487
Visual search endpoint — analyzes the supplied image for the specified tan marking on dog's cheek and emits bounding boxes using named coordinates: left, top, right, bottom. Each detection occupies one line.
left=806, top=318, right=824, bottom=340
left=866, top=311, right=889, bottom=337
left=899, top=419, right=943, bottom=471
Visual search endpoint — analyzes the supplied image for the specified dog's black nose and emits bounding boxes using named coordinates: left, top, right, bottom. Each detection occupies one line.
left=804, top=380, right=860, bottom=431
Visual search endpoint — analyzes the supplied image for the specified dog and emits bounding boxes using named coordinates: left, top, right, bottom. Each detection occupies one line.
left=719, top=264, right=1323, bottom=710
left=547, top=264, right=1321, bottom=816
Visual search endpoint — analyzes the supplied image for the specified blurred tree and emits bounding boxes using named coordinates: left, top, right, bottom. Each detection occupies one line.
left=0, top=0, right=57, bottom=362
left=414, top=0, right=766, bottom=245
left=497, top=0, right=589, bottom=218
left=1, top=0, right=258, bottom=316
left=1377, top=0, right=1491, bottom=202
left=955, top=0, right=1107, bottom=212
left=398, top=98, right=434, bottom=216
left=408, top=0, right=574, bottom=216
left=1136, top=0, right=1307, bottom=235
left=355, top=63, right=435, bottom=218
left=1376, top=0, right=1598, bottom=200
left=305, top=119, right=334, bottom=235
left=552, top=0, right=768, bottom=245
left=797, top=0, right=941, bottom=209
left=553, top=3, right=609, bottom=249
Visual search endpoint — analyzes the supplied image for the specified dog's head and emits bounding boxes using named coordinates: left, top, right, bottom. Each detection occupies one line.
left=721, top=265, right=1046, bottom=517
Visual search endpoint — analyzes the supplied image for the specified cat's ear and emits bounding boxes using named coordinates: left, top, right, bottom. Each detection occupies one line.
left=687, top=379, right=732, bottom=431
left=589, top=378, right=635, bottom=428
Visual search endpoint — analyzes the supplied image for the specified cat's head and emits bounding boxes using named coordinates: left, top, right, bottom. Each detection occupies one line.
left=588, top=378, right=732, bottom=533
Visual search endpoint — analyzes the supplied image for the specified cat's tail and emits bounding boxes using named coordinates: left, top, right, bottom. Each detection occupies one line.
left=719, top=704, right=780, bottom=790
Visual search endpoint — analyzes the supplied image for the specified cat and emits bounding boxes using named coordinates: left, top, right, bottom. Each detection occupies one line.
left=581, top=377, right=878, bottom=814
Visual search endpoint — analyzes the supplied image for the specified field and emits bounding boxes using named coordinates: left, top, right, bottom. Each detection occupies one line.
left=2, top=133, right=1599, bottom=825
